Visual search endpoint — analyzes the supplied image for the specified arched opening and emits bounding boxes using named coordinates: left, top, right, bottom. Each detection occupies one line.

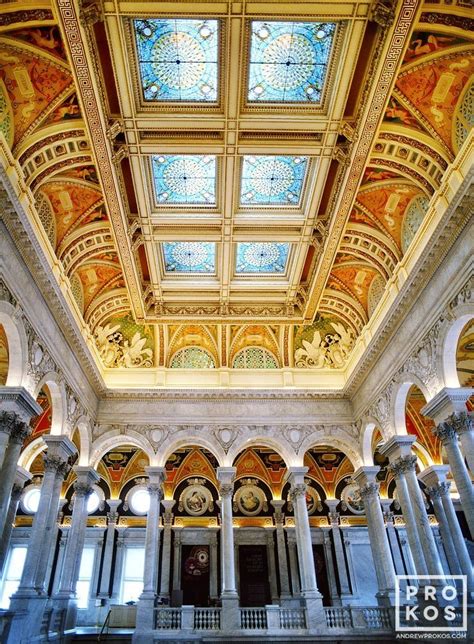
left=0, top=324, right=9, bottom=386
left=405, top=385, right=439, bottom=465
left=456, top=319, right=474, bottom=410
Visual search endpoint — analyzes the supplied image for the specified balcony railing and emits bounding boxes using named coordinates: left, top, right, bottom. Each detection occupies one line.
left=194, top=607, right=221, bottom=630
left=240, top=607, right=267, bottom=630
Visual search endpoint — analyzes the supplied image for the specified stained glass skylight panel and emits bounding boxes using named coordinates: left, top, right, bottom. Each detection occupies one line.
left=134, top=19, right=219, bottom=102
left=152, top=155, right=216, bottom=205
left=235, top=242, right=290, bottom=274
left=163, top=242, right=215, bottom=273
left=248, top=21, right=336, bottom=103
left=240, top=155, right=308, bottom=206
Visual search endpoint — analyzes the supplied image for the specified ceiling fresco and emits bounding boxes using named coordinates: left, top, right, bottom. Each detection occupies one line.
left=0, top=1, right=472, bottom=380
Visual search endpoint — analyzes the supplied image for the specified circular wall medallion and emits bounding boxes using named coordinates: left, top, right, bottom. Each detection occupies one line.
left=289, top=429, right=300, bottom=443
left=305, top=486, right=321, bottom=515
left=150, top=429, right=162, bottom=443
left=220, top=428, right=232, bottom=444
left=234, top=484, right=266, bottom=516
left=341, top=483, right=364, bottom=514
left=179, top=484, right=213, bottom=516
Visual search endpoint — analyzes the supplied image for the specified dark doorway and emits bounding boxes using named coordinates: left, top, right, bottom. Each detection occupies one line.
left=313, top=544, right=331, bottom=606
left=238, top=545, right=271, bottom=606
left=181, top=545, right=210, bottom=606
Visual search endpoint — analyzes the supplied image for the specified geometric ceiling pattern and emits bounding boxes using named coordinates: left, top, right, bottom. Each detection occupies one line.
left=0, top=1, right=472, bottom=377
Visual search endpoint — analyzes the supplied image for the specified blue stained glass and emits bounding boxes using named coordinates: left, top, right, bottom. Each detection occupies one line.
left=163, top=242, right=215, bottom=273
left=248, top=21, right=336, bottom=103
left=152, top=155, right=216, bottom=205
left=236, top=242, right=289, bottom=274
left=134, top=19, right=219, bottom=102
left=240, top=155, right=308, bottom=205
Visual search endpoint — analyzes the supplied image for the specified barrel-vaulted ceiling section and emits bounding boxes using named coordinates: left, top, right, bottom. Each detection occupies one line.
left=0, top=0, right=472, bottom=384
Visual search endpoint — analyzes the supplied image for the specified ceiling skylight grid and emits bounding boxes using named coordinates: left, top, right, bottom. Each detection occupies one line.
left=240, top=155, right=309, bottom=206
left=247, top=21, right=336, bottom=103
left=134, top=18, right=219, bottom=102
left=152, top=154, right=217, bottom=205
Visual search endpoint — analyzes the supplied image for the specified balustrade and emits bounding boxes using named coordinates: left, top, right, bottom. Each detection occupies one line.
left=194, top=607, right=221, bottom=630
left=155, top=607, right=182, bottom=630
left=240, top=607, right=268, bottom=630
left=325, top=606, right=352, bottom=629
left=279, top=607, right=306, bottom=629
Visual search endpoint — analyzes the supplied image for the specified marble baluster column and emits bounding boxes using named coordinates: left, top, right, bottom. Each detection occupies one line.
left=97, top=500, right=121, bottom=600
left=325, top=500, right=352, bottom=603
left=159, top=500, right=175, bottom=601
left=287, top=467, right=324, bottom=629
left=419, top=465, right=473, bottom=595
left=7, top=436, right=76, bottom=644
left=287, top=534, right=301, bottom=596
left=136, top=466, right=165, bottom=633
left=217, top=467, right=238, bottom=630
left=0, top=467, right=31, bottom=574
left=353, top=467, right=396, bottom=606
left=380, top=499, right=407, bottom=576
left=433, top=422, right=474, bottom=538
left=381, top=437, right=428, bottom=576
left=209, top=530, right=218, bottom=601
left=270, top=500, right=291, bottom=600
left=53, top=467, right=99, bottom=631
left=266, top=531, right=279, bottom=604
left=0, top=419, right=30, bottom=538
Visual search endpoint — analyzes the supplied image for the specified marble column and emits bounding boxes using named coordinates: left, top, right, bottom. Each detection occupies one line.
left=266, top=531, right=279, bottom=603
left=422, top=388, right=474, bottom=537
left=287, top=534, right=301, bottom=596
left=136, top=466, right=165, bottom=632
left=425, top=486, right=460, bottom=575
left=53, top=467, right=99, bottom=631
left=0, top=466, right=31, bottom=574
left=0, top=418, right=30, bottom=538
left=380, top=499, right=406, bottom=576
left=287, top=467, right=324, bottom=630
left=419, top=465, right=473, bottom=595
left=270, top=500, right=291, bottom=600
left=158, top=500, right=175, bottom=601
left=433, top=422, right=474, bottom=539
left=381, top=437, right=428, bottom=576
left=98, top=499, right=121, bottom=600
left=7, top=435, right=76, bottom=644
left=209, top=530, right=218, bottom=601
left=322, top=530, right=340, bottom=605
left=325, top=500, right=352, bottom=603
left=217, top=467, right=238, bottom=630
left=353, top=466, right=396, bottom=605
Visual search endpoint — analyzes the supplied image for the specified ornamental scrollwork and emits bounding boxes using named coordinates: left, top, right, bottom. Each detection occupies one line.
left=95, top=322, right=153, bottom=368
left=294, top=321, right=355, bottom=369
left=387, top=454, right=417, bottom=477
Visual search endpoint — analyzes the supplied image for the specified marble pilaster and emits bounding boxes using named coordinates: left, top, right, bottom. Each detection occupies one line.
left=266, top=530, right=279, bottom=603
left=270, top=500, right=291, bottom=600
left=172, top=529, right=182, bottom=593
left=217, top=467, right=238, bottom=630
left=98, top=500, right=121, bottom=600
left=325, top=500, right=352, bottom=603
left=209, top=530, right=218, bottom=600
left=159, top=500, right=175, bottom=600
left=352, top=466, right=395, bottom=606
left=287, top=534, right=301, bottom=596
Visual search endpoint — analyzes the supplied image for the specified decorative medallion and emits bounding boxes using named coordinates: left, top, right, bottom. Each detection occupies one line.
left=179, top=479, right=214, bottom=515
left=134, top=19, right=219, bottom=102
left=240, top=155, right=308, bottom=205
left=341, top=482, right=365, bottom=514
left=152, top=154, right=216, bottom=205
left=233, top=479, right=268, bottom=515
left=248, top=21, right=336, bottom=103
left=305, top=485, right=323, bottom=515
left=235, top=242, right=290, bottom=274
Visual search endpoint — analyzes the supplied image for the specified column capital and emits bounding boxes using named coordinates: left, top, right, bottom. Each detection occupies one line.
left=325, top=499, right=340, bottom=524
left=387, top=454, right=417, bottom=478
left=379, top=435, right=416, bottom=460
left=421, top=387, right=473, bottom=425
left=380, top=499, right=394, bottom=523
left=43, top=435, right=77, bottom=461
left=217, top=466, right=236, bottom=496
left=358, top=481, right=380, bottom=500
left=417, top=464, right=450, bottom=488
left=285, top=466, right=309, bottom=488
left=352, top=465, right=381, bottom=487
left=145, top=465, right=165, bottom=496
left=162, top=499, right=175, bottom=524
left=106, top=499, right=121, bottom=524
left=433, top=422, right=458, bottom=444
left=0, top=386, right=42, bottom=422
left=270, top=499, right=285, bottom=525
left=73, top=465, right=100, bottom=487
left=9, top=420, right=31, bottom=444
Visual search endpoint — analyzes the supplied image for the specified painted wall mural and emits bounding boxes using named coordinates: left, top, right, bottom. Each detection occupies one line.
left=95, top=314, right=154, bottom=368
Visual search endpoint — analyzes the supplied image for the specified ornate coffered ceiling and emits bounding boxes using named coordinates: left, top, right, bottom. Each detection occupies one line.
left=0, top=0, right=472, bottom=385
